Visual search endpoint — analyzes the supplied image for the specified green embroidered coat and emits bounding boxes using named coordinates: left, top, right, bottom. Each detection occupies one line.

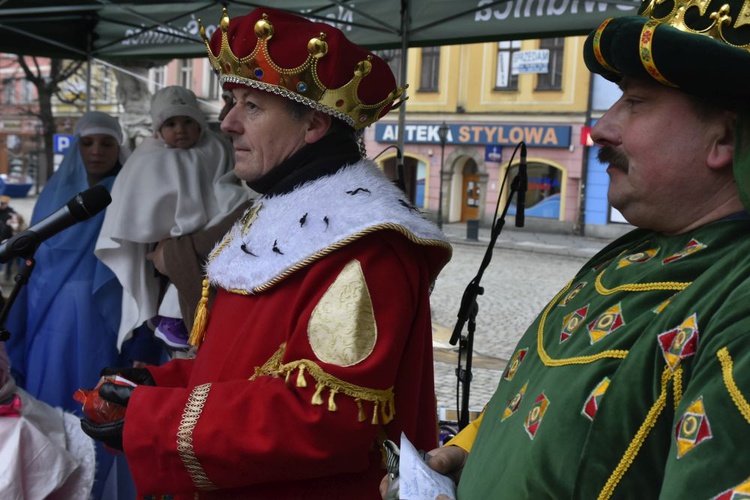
left=458, top=218, right=750, bottom=499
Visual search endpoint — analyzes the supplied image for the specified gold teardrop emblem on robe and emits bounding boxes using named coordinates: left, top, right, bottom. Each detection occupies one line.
left=308, top=259, right=377, bottom=367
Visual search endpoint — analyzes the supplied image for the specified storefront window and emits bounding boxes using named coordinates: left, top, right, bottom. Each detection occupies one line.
left=507, top=161, right=562, bottom=219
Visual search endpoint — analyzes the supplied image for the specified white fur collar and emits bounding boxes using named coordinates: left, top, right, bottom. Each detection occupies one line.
left=207, top=160, right=450, bottom=293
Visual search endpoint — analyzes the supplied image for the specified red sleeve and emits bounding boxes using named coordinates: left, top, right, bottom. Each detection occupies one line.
left=123, top=231, right=438, bottom=495
left=147, top=358, right=194, bottom=387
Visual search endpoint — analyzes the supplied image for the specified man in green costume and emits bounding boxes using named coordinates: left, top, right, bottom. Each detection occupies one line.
left=381, top=0, right=750, bottom=497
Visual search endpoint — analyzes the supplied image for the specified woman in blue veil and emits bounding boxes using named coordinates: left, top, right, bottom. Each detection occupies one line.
left=3, top=111, right=164, bottom=499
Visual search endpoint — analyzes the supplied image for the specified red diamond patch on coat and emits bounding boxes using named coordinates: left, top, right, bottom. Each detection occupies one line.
left=524, top=392, right=550, bottom=440
left=587, top=303, right=625, bottom=344
left=503, top=348, right=528, bottom=381
left=617, top=248, right=658, bottom=268
left=560, top=305, right=589, bottom=343
left=581, top=377, right=610, bottom=421
left=662, top=238, right=707, bottom=265
left=711, top=476, right=750, bottom=499
left=558, top=282, right=587, bottom=307
left=502, top=381, right=528, bottom=421
left=658, top=313, right=699, bottom=371
left=675, top=396, right=712, bottom=458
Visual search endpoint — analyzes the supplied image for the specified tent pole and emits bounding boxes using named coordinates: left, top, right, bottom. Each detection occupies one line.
left=86, top=30, right=92, bottom=112
left=86, top=57, right=92, bottom=112
left=396, top=0, right=410, bottom=191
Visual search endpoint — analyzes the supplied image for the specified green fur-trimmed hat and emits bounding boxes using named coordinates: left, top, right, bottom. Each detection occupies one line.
left=584, top=0, right=750, bottom=211
left=583, top=0, right=750, bottom=105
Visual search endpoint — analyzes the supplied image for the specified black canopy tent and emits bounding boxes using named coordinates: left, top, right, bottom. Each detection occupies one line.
left=0, top=0, right=639, bottom=60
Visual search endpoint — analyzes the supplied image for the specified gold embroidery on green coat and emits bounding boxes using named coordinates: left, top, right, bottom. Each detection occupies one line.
left=616, top=248, right=658, bottom=268
left=587, top=303, right=625, bottom=344
left=538, top=283, right=629, bottom=366
left=581, top=377, right=610, bottom=421
left=595, top=268, right=691, bottom=295
left=657, top=314, right=699, bottom=371
left=502, top=381, right=528, bottom=421
left=717, top=347, right=750, bottom=424
left=675, top=396, right=713, bottom=458
left=539, top=263, right=694, bottom=366
left=598, top=366, right=672, bottom=499
left=661, top=238, right=707, bottom=265
left=308, top=259, right=377, bottom=367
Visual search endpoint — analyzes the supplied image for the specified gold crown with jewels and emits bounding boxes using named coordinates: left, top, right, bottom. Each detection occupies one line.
left=640, top=0, right=750, bottom=50
left=200, top=7, right=406, bottom=130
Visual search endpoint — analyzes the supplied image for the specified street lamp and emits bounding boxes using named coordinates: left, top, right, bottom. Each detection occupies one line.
left=437, top=121, right=449, bottom=229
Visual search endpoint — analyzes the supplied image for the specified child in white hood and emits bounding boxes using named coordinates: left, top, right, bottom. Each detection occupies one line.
left=96, top=86, right=251, bottom=354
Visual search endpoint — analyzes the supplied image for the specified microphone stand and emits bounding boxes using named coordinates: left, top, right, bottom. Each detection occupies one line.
left=449, top=142, right=527, bottom=431
left=0, top=257, right=36, bottom=342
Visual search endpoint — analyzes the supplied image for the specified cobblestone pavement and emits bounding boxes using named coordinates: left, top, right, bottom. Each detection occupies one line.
left=431, top=226, right=610, bottom=417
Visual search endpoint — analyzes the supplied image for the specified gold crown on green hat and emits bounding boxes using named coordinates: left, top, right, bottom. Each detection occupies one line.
left=641, top=0, right=750, bottom=50
left=199, top=8, right=405, bottom=130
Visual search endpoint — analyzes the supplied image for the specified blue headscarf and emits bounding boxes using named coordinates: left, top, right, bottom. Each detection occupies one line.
left=4, top=111, right=162, bottom=500
left=4, top=111, right=127, bottom=400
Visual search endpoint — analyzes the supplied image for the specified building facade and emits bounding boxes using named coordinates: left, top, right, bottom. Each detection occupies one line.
left=366, top=38, right=630, bottom=238
left=0, top=54, right=43, bottom=190
left=1, top=36, right=630, bottom=237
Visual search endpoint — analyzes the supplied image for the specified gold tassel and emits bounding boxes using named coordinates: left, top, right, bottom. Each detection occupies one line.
left=356, top=399, right=366, bottom=422
left=296, top=366, right=308, bottom=388
left=188, top=278, right=210, bottom=347
left=371, top=402, right=379, bottom=425
left=381, top=397, right=395, bottom=424
left=312, top=383, right=324, bottom=405
left=328, top=389, right=338, bottom=412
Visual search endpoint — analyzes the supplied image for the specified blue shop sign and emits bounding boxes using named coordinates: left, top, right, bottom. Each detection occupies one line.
left=375, top=123, right=571, bottom=148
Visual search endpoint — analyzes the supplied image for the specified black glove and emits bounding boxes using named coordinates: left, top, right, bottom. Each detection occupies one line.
left=100, top=366, right=156, bottom=386
left=81, top=418, right=124, bottom=451
left=99, top=381, right=135, bottom=407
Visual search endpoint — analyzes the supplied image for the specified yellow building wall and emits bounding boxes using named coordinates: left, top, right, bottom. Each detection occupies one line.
left=402, top=37, right=590, bottom=116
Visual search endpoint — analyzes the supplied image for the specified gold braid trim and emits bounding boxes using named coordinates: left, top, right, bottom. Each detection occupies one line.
left=598, top=366, right=671, bottom=500
left=595, top=269, right=691, bottom=295
left=539, top=267, right=691, bottom=366
left=251, top=344, right=395, bottom=424
left=538, top=282, right=629, bottom=366
left=177, top=383, right=218, bottom=491
left=672, top=365, right=683, bottom=411
left=717, top=347, right=750, bottom=424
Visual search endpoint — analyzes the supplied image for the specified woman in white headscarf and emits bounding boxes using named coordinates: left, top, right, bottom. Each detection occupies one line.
left=4, top=111, right=164, bottom=500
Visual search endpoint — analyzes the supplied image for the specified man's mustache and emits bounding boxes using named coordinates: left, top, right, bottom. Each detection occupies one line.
left=598, top=146, right=629, bottom=171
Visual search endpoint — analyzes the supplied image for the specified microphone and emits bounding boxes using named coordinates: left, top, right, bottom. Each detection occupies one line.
left=515, top=143, right=527, bottom=228
left=0, top=185, right=112, bottom=263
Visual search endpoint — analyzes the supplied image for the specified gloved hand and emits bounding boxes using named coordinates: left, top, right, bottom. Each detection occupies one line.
left=81, top=418, right=124, bottom=451
left=99, top=381, right=135, bottom=407
left=100, top=366, right=156, bottom=386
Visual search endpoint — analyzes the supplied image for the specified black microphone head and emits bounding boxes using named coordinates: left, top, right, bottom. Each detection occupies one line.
left=67, top=185, right=112, bottom=221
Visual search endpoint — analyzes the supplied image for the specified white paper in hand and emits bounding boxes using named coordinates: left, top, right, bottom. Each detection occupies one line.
left=398, top=432, right=456, bottom=500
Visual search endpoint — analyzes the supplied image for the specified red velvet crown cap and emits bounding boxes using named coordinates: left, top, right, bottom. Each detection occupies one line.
left=204, top=7, right=403, bottom=129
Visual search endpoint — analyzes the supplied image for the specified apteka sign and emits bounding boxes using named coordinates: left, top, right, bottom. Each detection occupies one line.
left=375, top=123, right=571, bottom=148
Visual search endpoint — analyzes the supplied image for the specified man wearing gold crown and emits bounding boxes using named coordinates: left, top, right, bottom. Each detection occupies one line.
left=380, top=0, right=750, bottom=498
left=79, top=6, right=452, bottom=499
